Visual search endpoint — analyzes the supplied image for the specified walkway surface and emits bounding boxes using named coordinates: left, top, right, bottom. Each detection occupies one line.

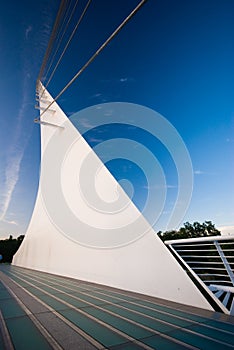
left=0, top=265, right=234, bottom=350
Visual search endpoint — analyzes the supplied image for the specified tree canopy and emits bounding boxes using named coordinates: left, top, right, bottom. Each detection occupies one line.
left=157, top=221, right=221, bottom=242
left=0, top=235, right=24, bottom=263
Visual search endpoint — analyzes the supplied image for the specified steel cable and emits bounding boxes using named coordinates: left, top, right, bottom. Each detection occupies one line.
left=36, top=0, right=148, bottom=121
left=40, top=0, right=92, bottom=100
left=41, top=0, right=80, bottom=89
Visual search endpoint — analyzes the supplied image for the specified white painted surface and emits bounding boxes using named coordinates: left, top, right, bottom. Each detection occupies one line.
left=13, top=84, right=213, bottom=310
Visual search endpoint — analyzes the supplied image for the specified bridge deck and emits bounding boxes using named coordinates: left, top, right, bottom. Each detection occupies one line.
left=0, top=265, right=234, bottom=350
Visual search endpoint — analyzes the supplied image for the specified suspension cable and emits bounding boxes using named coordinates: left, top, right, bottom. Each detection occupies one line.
left=41, top=0, right=78, bottom=85
left=37, top=0, right=148, bottom=120
left=41, top=0, right=92, bottom=99
left=36, top=0, right=69, bottom=91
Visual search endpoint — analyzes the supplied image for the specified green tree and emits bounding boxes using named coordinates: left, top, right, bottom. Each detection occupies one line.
left=0, top=235, right=25, bottom=263
left=157, top=221, right=220, bottom=242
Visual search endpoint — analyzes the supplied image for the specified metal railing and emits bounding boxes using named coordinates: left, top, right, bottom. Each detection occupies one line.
left=165, top=235, right=234, bottom=315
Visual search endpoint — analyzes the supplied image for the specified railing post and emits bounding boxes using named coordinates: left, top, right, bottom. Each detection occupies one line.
left=214, top=241, right=234, bottom=286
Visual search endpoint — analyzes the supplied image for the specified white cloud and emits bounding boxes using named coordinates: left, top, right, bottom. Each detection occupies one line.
left=0, top=8, right=54, bottom=225
left=2, top=218, right=18, bottom=226
left=119, top=77, right=135, bottom=83
left=218, top=225, right=234, bottom=236
left=0, top=153, right=24, bottom=221
left=0, top=74, right=32, bottom=222
left=103, top=109, right=113, bottom=117
left=101, top=77, right=135, bottom=84
left=79, top=118, right=95, bottom=128
left=162, top=210, right=171, bottom=215
left=87, top=137, right=104, bottom=143
left=143, top=184, right=177, bottom=190
left=194, top=170, right=205, bottom=175
left=89, top=93, right=102, bottom=99
left=25, top=25, right=32, bottom=40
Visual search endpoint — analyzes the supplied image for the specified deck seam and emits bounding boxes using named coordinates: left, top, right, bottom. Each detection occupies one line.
left=0, top=272, right=104, bottom=350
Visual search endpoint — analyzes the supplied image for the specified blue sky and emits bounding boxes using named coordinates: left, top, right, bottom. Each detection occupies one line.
left=0, top=0, right=233, bottom=239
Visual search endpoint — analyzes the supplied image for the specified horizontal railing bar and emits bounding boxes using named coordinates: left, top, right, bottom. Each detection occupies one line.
left=203, top=280, right=233, bottom=284
left=166, top=236, right=234, bottom=245
left=176, top=248, right=234, bottom=252
left=181, top=255, right=221, bottom=258
left=192, top=267, right=226, bottom=270
left=182, top=256, right=234, bottom=259
left=187, top=261, right=232, bottom=265
left=197, top=274, right=230, bottom=277
left=174, top=242, right=234, bottom=247
left=218, top=242, right=234, bottom=245
left=220, top=246, right=234, bottom=250
left=172, top=243, right=215, bottom=247
left=176, top=249, right=218, bottom=252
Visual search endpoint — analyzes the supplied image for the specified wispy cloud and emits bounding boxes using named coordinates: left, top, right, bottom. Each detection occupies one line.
left=0, top=5, right=54, bottom=224
left=194, top=170, right=205, bottom=175
left=0, top=84, right=30, bottom=221
left=0, top=153, right=24, bottom=221
left=67, top=111, right=77, bottom=116
left=87, top=137, right=104, bottom=143
left=194, top=169, right=216, bottom=176
left=104, top=110, right=113, bottom=117
left=101, top=77, right=135, bottom=84
left=143, top=184, right=177, bottom=190
left=89, top=93, right=102, bottom=99
left=79, top=118, right=95, bottom=128
left=25, top=25, right=32, bottom=40
left=1, top=218, right=18, bottom=226
left=119, top=77, right=135, bottom=83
